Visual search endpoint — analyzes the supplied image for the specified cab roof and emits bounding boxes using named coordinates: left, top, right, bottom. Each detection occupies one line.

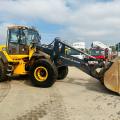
left=8, top=25, right=38, bottom=33
left=8, top=25, right=29, bottom=29
left=8, top=25, right=38, bottom=31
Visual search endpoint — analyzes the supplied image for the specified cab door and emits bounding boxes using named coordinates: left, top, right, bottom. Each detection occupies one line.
left=8, top=28, right=29, bottom=55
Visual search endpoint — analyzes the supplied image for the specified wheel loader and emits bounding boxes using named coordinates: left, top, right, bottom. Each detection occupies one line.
left=0, top=25, right=119, bottom=94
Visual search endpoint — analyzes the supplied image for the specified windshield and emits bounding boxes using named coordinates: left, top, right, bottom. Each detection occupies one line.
left=90, top=49, right=104, bottom=56
left=25, top=29, right=41, bottom=45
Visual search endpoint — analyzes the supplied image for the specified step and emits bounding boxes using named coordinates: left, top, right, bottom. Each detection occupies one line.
left=6, top=73, right=12, bottom=77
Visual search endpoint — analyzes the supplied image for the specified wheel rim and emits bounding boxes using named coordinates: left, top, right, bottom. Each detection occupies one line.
left=34, top=66, right=48, bottom=82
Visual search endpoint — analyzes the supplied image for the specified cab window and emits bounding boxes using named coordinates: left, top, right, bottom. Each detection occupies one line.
left=9, top=29, right=19, bottom=43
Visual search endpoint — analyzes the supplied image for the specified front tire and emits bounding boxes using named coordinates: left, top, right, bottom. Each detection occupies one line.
left=30, top=59, right=58, bottom=87
left=57, top=66, right=68, bottom=80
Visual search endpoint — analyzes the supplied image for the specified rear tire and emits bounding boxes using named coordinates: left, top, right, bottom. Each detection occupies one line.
left=0, top=60, right=7, bottom=82
left=57, top=66, right=68, bottom=80
left=30, top=59, right=58, bottom=87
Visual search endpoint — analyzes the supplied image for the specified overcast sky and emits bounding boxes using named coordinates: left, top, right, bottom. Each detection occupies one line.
left=0, top=0, right=120, bottom=47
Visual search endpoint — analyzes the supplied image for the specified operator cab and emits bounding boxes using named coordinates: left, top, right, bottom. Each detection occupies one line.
left=7, top=25, right=41, bottom=55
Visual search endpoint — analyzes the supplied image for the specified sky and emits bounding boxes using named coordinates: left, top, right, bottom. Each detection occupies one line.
left=0, top=0, right=120, bottom=47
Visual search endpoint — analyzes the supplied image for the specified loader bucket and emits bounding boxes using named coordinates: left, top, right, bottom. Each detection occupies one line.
left=104, top=59, right=120, bottom=94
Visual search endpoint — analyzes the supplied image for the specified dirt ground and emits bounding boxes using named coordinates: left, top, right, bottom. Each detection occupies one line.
left=0, top=67, right=120, bottom=120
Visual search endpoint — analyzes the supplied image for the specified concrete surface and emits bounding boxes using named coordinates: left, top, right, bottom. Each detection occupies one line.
left=0, top=67, right=120, bottom=120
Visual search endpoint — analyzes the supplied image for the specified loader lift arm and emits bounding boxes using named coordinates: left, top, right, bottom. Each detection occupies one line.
left=41, top=38, right=111, bottom=80
left=51, top=39, right=120, bottom=94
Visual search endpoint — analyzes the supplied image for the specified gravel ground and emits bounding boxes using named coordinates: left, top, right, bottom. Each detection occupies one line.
left=0, top=67, right=120, bottom=120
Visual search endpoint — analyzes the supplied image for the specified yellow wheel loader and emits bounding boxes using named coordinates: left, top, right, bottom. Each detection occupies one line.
left=0, top=25, right=119, bottom=94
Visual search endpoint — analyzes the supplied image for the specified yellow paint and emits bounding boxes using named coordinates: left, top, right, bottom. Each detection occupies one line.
left=1, top=50, right=29, bottom=62
left=0, top=45, right=25, bottom=62
left=0, top=49, right=29, bottom=75
left=13, top=60, right=28, bottom=75
left=29, top=46, right=36, bottom=60
left=9, top=55, right=28, bottom=60
left=2, top=51, right=13, bottom=62
left=0, top=45, right=6, bottom=51
left=34, top=66, right=48, bottom=82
